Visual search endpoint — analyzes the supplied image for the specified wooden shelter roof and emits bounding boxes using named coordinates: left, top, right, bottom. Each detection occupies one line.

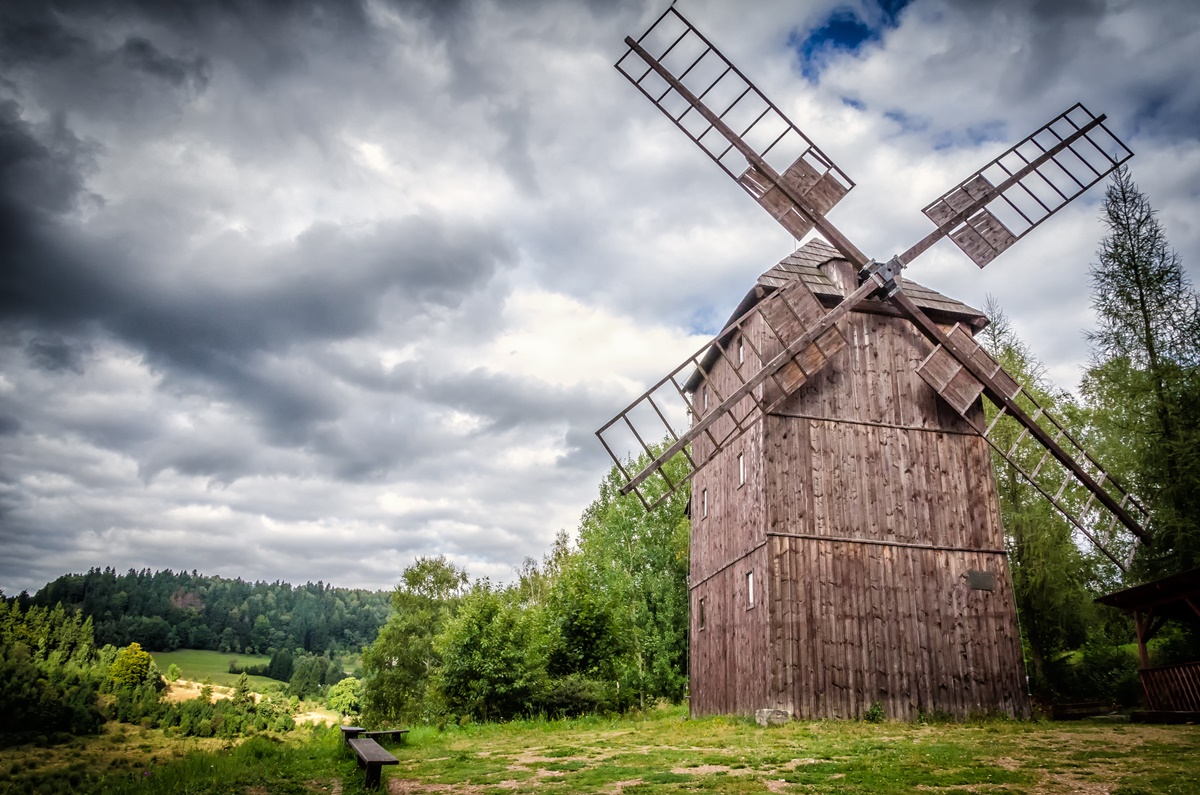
left=1095, top=567, right=1200, bottom=625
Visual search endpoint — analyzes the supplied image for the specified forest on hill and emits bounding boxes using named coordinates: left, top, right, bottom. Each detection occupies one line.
left=24, top=569, right=391, bottom=656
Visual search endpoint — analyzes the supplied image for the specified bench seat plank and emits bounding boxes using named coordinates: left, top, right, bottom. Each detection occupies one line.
left=349, top=737, right=399, bottom=764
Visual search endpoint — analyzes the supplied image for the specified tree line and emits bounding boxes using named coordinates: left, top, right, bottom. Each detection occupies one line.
left=25, top=568, right=391, bottom=656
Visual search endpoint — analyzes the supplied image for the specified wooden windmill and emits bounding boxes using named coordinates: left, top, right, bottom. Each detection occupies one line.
left=597, top=7, right=1152, bottom=720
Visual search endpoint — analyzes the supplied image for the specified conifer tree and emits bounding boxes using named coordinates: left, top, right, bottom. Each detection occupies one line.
left=1084, top=165, right=1200, bottom=577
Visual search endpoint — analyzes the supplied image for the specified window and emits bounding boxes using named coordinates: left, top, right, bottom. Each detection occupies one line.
left=738, top=452, right=745, bottom=486
left=698, top=597, right=706, bottom=630
left=747, top=571, right=755, bottom=608
left=702, top=488, right=708, bottom=518
left=702, top=385, right=708, bottom=411
left=737, top=336, right=744, bottom=366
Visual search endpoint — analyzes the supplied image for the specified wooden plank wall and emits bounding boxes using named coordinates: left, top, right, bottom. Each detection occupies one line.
left=766, top=536, right=1028, bottom=719
left=690, top=545, right=773, bottom=716
left=689, top=308, right=771, bottom=717
left=689, top=291, right=1031, bottom=720
left=690, top=314, right=768, bottom=586
left=762, top=309, right=1029, bottom=719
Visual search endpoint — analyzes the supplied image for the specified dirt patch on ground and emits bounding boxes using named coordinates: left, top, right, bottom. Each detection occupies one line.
left=671, top=764, right=733, bottom=775
left=163, top=679, right=234, bottom=703
left=387, top=780, right=486, bottom=794
left=295, top=708, right=342, bottom=726
left=305, top=779, right=342, bottom=795
left=605, top=779, right=644, bottom=794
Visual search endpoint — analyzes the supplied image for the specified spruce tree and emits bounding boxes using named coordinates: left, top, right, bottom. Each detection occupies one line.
left=1085, top=165, right=1200, bottom=577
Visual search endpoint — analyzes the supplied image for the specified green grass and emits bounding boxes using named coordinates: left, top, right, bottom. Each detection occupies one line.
left=151, top=649, right=277, bottom=689
left=2, top=707, right=1199, bottom=794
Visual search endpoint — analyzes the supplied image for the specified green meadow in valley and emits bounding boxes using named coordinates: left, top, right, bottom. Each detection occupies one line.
left=150, top=649, right=276, bottom=688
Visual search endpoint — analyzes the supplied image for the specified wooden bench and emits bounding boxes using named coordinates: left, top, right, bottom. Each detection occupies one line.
left=364, top=728, right=409, bottom=743
left=347, top=737, right=398, bottom=789
left=1052, top=700, right=1112, bottom=720
left=340, top=726, right=409, bottom=744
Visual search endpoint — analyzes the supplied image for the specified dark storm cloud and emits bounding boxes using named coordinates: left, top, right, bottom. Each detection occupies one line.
left=0, top=101, right=96, bottom=219
left=25, top=335, right=88, bottom=373
left=118, top=37, right=209, bottom=90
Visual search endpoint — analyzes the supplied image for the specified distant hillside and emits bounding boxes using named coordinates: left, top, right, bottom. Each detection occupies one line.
left=30, top=567, right=391, bottom=655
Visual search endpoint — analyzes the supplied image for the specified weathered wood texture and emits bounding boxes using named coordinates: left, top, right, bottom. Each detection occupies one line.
left=1141, top=660, right=1200, bottom=712
left=690, top=545, right=773, bottom=716
left=689, top=278, right=1030, bottom=720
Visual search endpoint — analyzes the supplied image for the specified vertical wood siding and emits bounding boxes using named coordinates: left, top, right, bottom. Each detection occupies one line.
left=690, top=298, right=1031, bottom=720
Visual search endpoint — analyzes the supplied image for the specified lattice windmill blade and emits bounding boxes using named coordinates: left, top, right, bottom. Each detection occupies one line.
left=904, top=310, right=1152, bottom=566
left=900, top=104, right=1133, bottom=268
left=596, top=276, right=898, bottom=510
left=615, top=7, right=858, bottom=255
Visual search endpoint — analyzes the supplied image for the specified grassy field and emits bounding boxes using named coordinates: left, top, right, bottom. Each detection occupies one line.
left=150, top=648, right=277, bottom=689
left=3, top=706, right=1199, bottom=794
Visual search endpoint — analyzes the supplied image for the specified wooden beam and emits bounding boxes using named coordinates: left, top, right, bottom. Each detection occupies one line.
left=898, top=114, right=1108, bottom=266
left=624, top=36, right=870, bottom=268
left=620, top=273, right=885, bottom=495
left=888, top=288, right=1151, bottom=544
left=1135, top=610, right=1152, bottom=669
left=1185, top=595, right=1200, bottom=621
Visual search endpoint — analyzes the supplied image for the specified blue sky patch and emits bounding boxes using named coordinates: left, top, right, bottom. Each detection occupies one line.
left=792, top=0, right=914, bottom=82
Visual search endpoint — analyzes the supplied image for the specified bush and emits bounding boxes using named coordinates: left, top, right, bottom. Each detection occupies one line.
left=1065, top=636, right=1141, bottom=705
left=536, top=675, right=618, bottom=717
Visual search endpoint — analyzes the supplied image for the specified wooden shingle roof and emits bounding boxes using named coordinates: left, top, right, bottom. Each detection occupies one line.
left=758, top=238, right=988, bottom=328
left=685, top=238, right=988, bottom=391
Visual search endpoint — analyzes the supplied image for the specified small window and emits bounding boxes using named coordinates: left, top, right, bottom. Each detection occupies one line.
left=737, top=336, right=744, bottom=366
left=738, top=452, right=745, bottom=486
left=747, top=571, right=754, bottom=608
left=702, top=488, right=708, bottom=518
left=702, top=385, right=708, bottom=411
left=698, top=597, right=706, bottom=630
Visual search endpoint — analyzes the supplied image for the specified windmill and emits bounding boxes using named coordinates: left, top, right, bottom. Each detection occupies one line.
left=597, top=7, right=1151, bottom=720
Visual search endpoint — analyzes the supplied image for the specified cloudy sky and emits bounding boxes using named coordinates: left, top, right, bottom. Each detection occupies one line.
left=2, top=0, right=1198, bottom=596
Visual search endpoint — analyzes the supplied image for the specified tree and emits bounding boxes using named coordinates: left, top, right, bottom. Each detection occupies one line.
left=267, top=649, right=293, bottom=682
left=230, top=672, right=253, bottom=710
left=109, top=642, right=155, bottom=689
left=165, top=663, right=181, bottom=682
left=559, top=445, right=691, bottom=708
left=327, top=677, right=362, bottom=717
left=1085, top=164, right=1200, bottom=577
left=980, top=298, right=1101, bottom=692
left=361, top=556, right=468, bottom=724
left=434, top=581, right=546, bottom=722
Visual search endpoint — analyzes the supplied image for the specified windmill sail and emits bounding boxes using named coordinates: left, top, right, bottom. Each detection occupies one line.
left=597, top=277, right=871, bottom=510
left=616, top=7, right=854, bottom=245
left=905, top=311, right=1151, bottom=565
left=607, top=9, right=1146, bottom=561
left=912, top=104, right=1133, bottom=267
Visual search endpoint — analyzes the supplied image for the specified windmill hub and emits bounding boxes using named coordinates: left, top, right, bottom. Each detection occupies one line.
left=859, top=256, right=905, bottom=297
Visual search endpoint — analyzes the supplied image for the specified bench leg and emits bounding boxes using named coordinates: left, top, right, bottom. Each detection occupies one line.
left=364, top=762, right=381, bottom=790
